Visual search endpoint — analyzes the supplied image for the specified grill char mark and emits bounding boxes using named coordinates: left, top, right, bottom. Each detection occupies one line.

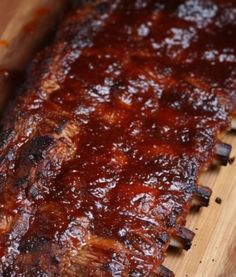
left=23, top=135, right=54, bottom=164
left=0, top=0, right=235, bottom=276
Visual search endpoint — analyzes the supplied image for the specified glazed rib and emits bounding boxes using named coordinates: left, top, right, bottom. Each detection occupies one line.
left=0, top=0, right=235, bottom=276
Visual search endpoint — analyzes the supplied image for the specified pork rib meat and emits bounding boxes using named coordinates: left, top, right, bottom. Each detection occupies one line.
left=0, top=0, right=235, bottom=276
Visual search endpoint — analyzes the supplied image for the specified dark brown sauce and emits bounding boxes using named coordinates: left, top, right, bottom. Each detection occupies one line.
left=22, top=6, right=51, bottom=34
left=0, top=0, right=235, bottom=276
left=22, top=19, right=39, bottom=34
left=33, top=7, right=50, bottom=17
left=0, top=40, right=8, bottom=47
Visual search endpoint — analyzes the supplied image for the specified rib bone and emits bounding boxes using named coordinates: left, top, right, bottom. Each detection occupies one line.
left=231, top=117, right=236, bottom=130
left=214, top=142, right=232, bottom=166
left=170, top=226, right=195, bottom=250
left=151, top=265, right=175, bottom=277
left=192, top=186, right=212, bottom=208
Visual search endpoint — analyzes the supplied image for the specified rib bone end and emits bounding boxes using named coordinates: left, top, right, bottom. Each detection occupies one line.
left=170, top=226, right=195, bottom=251
left=192, top=186, right=212, bottom=208
left=231, top=117, right=236, bottom=130
left=151, top=265, right=175, bottom=277
left=214, top=142, right=232, bottom=166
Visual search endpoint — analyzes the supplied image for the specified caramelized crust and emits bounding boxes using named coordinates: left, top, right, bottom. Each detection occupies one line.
left=0, top=0, right=235, bottom=276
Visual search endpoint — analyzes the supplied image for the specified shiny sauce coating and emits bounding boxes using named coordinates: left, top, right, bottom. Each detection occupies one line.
left=0, top=0, right=235, bottom=276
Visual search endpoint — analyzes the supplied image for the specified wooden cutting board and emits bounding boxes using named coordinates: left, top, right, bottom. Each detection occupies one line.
left=164, top=132, right=236, bottom=277
left=0, top=1, right=235, bottom=277
left=0, top=0, right=66, bottom=70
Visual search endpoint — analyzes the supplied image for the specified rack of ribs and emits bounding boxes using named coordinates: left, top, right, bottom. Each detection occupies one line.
left=0, top=0, right=235, bottom=276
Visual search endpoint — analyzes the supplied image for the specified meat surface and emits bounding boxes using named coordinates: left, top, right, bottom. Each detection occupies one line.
left=0, top=0, right=235, bottom=276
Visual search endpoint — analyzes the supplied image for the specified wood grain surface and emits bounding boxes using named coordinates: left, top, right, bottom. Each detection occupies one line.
left=0, top=1, right=235, bottom=277
left=0, top=0, right=66, bottom=70
left=165, top=131, right=236, bottom=277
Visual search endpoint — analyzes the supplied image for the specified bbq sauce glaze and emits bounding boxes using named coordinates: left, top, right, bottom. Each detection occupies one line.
left=0, top=0, right=235, bottom=276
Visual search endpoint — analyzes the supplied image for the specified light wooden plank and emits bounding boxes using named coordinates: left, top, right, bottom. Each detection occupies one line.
left=0, top=0, right=66, bottom=70
left=165, top=132, right=236, bottom=277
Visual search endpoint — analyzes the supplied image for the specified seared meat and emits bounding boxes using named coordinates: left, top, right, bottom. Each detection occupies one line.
left=0, top=0, right=235, bottom=276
